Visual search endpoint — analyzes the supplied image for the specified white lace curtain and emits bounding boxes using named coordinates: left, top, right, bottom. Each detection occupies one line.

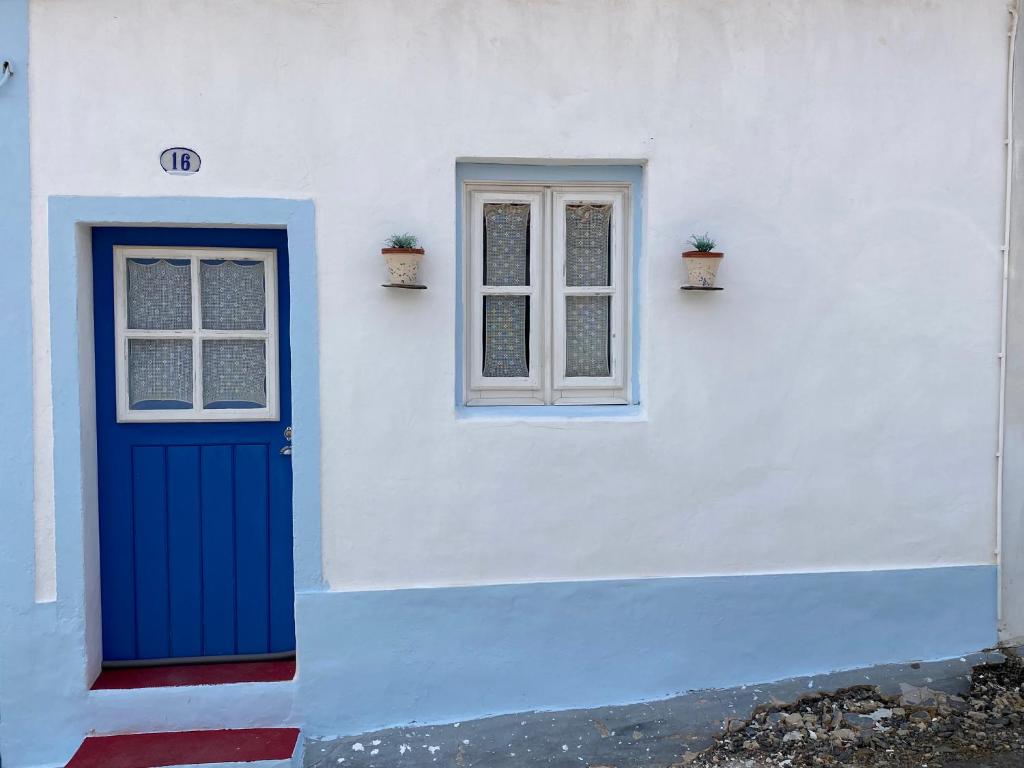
left=483, top=204, right=530, bottom=377
left=565, top=205, right=612, bottom=377
left=125, top=257, right=268, bottom=409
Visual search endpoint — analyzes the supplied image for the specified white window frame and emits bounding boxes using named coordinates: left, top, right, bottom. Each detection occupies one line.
left=468, top=189, right=545, bottom=403
left=464, top=182, right=632, bottom=406
left=113, top=245, right=280, bottom=423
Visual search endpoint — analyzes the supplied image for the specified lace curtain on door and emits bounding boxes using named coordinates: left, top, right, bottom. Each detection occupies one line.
left=202, top=339, right=267, bottom=407
left=129, top=338, right=193, bottom=407
left=126, top=259, right=193, bottom=406
left=201, top=260, right=267, bottom=406
left=124, top=256, right=269, bottom=410
left=201, top=260, right=266, bottom=330
left=127, top=259, right=192, bottom=330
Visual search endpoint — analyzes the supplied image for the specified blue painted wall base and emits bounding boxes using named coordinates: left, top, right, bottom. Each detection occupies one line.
left=294, top=564, right=997, bottom=739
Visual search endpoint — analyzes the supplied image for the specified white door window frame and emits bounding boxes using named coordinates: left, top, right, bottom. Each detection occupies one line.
left=112, top=245, right=280, bottom=422
left=463, top=182, right=632, bottom=406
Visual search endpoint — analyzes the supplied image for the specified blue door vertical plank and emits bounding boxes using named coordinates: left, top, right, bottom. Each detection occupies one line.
left=235, top=444, right=270, bottom=654
left=167, top=446, right=202, bottom=657
left=98, top=444, right=138, bottom=660
left=201, top=445, right=237, bottom=655
left=269, top=443, right=296, bottom=652
left=132, top=446, right=171, bottom=659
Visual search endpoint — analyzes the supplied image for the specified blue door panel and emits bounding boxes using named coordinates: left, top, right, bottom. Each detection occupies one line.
left=132, top=446, right=171, bottom=659
left=235, top=444, right=270, bottom=655
left=98, top=449, right=137, bottom=660
left=269, top=449, right=295, bottom=652
left=167, top=446, right=203, bottom=658
left=200, top=445, right=237, bottom=657
left=93, top=227, right=295, bottom=663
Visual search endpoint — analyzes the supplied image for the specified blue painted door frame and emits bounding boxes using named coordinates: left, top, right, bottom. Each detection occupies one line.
left=92, top=227, right=295, bottom=663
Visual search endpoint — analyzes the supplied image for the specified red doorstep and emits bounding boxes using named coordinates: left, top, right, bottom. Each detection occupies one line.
left=91, top=660, right=295, bottom=690
left=65, top=727, right=300, bottom=768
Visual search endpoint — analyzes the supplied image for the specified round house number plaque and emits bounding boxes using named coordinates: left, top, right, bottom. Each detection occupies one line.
left=160, top=147, right=201, bottom=175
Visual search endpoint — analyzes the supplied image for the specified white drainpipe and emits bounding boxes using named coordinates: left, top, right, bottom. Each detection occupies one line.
left=997, top=1, right=1020, bottom=633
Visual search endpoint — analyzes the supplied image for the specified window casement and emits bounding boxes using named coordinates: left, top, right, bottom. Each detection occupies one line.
left=464, top=183, right=631, bottom=406
left=112, top=245, right=280, bottom=422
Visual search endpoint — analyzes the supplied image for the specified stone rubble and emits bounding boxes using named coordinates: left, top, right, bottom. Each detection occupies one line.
left=688, top=654, right=1024, bottom=767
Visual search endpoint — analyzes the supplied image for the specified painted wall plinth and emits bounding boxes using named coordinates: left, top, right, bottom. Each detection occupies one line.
left=295, top=565, right=997, bottom=738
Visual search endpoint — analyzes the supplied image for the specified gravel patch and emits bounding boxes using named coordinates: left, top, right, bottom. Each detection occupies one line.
left=690, top=654, right=1024, bottom=767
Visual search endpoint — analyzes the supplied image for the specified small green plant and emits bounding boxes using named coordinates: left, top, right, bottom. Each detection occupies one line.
left=385, top=233, right=419, bottom=249
left=687, top=233, right=717, bottom=252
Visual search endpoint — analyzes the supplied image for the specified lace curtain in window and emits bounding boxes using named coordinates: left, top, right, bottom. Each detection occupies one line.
left=202, top=339, right=267, bottom=407
left=201, top=260, right=266, bottom=330
left=565, top=296, right=610, bottom=378
left=128, top=339, right=193, bottom=406
left=126, top=259, right=192, bottom=330
left=565, top=204, right=611, bottom=287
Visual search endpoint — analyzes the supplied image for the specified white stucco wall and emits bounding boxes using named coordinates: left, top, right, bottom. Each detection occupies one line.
left=29, top=0, right=1010, bottom=594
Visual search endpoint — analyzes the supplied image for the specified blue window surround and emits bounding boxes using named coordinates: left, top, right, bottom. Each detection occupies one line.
left=47, top=197, right=324, bottom=596
left=455, top=163, right=645, bottom=419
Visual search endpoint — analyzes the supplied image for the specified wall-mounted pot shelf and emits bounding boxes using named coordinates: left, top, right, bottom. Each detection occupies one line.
left=382, top=283, right=427, bottom=290
left=680, top=286, right=723, bottom=291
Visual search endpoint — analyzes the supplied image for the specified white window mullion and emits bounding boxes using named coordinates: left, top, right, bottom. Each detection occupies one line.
left=551, top=193, right=568, bottom=393
left=479, top=285, right=533, bottom=296
left=562, top=286, right=616, bottom=296
left=541, top=186, right=553, bottom=405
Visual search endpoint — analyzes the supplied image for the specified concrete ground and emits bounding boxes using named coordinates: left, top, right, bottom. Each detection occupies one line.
left=947, top=757, right=1024, bottom=768
left=303, top=651, right=1003, bottom=768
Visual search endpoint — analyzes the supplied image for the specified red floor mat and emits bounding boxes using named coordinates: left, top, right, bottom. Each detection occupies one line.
left=65, top=727, right=300, bottom=767
left=91, top=660, right=295, bottom=690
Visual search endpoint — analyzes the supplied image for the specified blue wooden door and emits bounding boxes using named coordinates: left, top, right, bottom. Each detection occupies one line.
left=93, top=227, right=295, bottom=663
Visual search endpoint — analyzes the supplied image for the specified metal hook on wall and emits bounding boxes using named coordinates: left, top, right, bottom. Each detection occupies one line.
left=0, top=61, right=13, bottom=90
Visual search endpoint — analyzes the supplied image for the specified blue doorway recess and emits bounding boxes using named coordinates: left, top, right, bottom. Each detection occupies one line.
left=92, top=227, right=295, bottom=663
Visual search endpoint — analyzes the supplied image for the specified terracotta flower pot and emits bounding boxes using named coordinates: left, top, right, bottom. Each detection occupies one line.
left=382, top=247, right=424, bottom=285
left=682, top=250, right=724, bottom=288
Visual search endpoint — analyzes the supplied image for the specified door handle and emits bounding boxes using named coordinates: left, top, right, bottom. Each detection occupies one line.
left=280, top=425, right=292, bottom=456
left=280, top=445, right=292, bottom=456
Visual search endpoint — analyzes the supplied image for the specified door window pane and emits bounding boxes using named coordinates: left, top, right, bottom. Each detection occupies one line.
left=126, top=259, right=192, bottom=330
left=565, top=204, right=611, bottom=287
left=201, top=260, right=266, bottom=330
left=128, top=339, right=193, bottom=408
left=565, top=295, right=611, bottom=377
left=483, top=203, right=530, bottom=286
left=202, top=339, right=267, bottom=408
left=483, top=295, right=529, bottom=377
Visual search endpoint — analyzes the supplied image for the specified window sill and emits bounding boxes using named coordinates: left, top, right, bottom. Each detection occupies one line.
left=455, top=404, right=645, bottom=422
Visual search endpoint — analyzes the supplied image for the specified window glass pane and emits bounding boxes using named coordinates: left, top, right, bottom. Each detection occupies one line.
left=483, top=203, right=530, bottom=286
left=202, top=339, right=267, bottom=408
left=565, top=204, right=612, bottom=287
left=566, top=295, right=611, bottom=378
left=126, top=258, right=192, bottom=330
left=128, top=339, right=193, bottom=409
left=483, top=295, right=529, bottom=377
left=201, top=260, right=266, bottom=330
